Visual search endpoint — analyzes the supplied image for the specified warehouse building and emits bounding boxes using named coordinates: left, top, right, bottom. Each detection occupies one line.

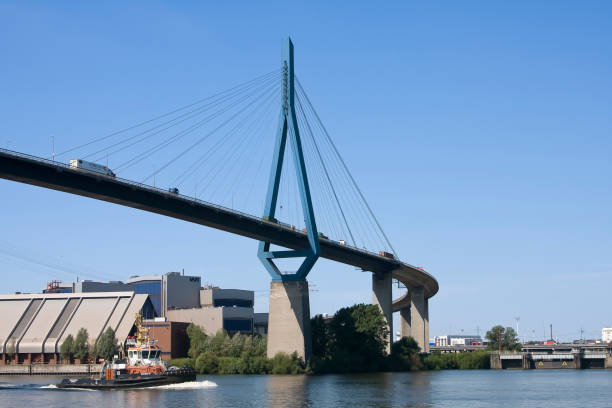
left=0, top=292, right=155, bottom=365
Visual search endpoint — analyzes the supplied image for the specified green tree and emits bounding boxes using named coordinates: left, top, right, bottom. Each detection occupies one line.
left=486, top=325, right=521, bottom=351
left=73, top=328, right=90, bottom=361
left=96, top=327, right=119, bottom=361
left=311, top=304, right=389, bottom=373
left=60, top=334, right=74, bottom=361
left=389, top=336, right=423, bottom=371
left=208, top=329, right=231, bottom=355
left=228, top=333, right=247, bottom=358
left=186, top=323, right=207, bottom=359
left=195, top=351, right=219, bottom=374
left=311, top=315, right=329, bottom=358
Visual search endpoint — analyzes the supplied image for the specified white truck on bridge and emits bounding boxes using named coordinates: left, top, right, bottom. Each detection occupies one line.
left=69, top=159, right=116, bottom=177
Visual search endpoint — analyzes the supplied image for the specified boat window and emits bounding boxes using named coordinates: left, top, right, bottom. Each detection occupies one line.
left=128, top=351, right=134, bottom=358
left=142, top=350, right=149, bottom=359
left=152, top=350, right=159, bottom=359
left=137, top=350, right=142, bottom=359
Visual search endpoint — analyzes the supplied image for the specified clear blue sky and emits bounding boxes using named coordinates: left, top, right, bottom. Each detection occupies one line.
left=1, top=1, right=611, bottom=342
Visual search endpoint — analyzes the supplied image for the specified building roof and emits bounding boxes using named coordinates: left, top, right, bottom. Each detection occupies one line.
left=126, top=275, right=162, bottom=284
left=0, top=292, right=149, bottom=354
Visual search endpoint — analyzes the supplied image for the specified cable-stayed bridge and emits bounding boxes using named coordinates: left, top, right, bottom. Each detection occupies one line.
left=0, top=38, right=438, bottom=360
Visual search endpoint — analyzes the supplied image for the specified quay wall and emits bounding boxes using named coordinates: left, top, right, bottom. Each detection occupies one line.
left=0, top=364, right=103, bottom=376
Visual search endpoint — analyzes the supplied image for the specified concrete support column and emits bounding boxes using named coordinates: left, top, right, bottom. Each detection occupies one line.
left=372, top=271, right=393, bottom=354
left=490, top=353, right=502, bottom=369
left=573, top=353, right=582, bottom=369
left=606, top=354, right=612, bottom=369
left=267, top=280, right=312, bottom=362
left=410, top=286, right=429, bottom=353
left=400, top=304, right=411, bottom=339
left=522, top=353, right=531, bottom=369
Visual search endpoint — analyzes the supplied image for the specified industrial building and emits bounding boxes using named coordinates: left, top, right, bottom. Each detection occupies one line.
left=602, top=328, right=612, bottom=343
left=0, top=291, right=154, bottom=365
left=42, top=272, right=203, bottom=318
left=43, top=279, right=132, bottom=294
left=1, top=272, right=267, bottom=364
left=166, top=286, right=257, bottom=335
left=41, top=275, right=266, bottom=337
left=254, top=313, right=269, bottom=335
left=126, top=272, right=201, bottom=317
left=433, top=334, right=483, bottom=347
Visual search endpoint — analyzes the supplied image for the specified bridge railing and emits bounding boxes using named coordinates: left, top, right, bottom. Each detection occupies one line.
left=0, top=148, right=404, bottom=267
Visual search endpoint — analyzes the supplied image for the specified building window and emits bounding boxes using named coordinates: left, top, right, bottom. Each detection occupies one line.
left=134, top=282, right=162, bottom=316
left=214, top=299, right=253, bottom=308
left=223, top=319, right=252, bottom=332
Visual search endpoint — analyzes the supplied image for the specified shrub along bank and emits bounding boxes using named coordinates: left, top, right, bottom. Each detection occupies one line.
left=171, top=306, right=490, bottom=375
left=423, top=351, right=490, bottom=370
left=168, top=325, right=303, bottom=375
left=309, top=304, right=489, bottom=373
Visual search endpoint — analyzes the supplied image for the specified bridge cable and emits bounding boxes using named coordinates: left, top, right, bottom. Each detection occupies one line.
left=85, top=73, right=279, bottom=163
left=181, top=83, right=280, bottom=200
left=296, top=78, right=398, bottom=257
left=295, top=92, right=356, bottom=247
left=111, top=75, right=279, bottom=172
left=141, top=79, right=279, bottom=184
left=171, top=80, right=279, bottom=190
left=55, top=69, right=279, bottom=158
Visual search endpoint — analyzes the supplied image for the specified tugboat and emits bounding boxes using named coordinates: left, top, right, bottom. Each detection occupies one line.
left=57, top=314, right=196, bottom=390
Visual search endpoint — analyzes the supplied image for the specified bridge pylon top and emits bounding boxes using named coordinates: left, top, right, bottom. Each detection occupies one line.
left=258, top=37, right=320, bottom=282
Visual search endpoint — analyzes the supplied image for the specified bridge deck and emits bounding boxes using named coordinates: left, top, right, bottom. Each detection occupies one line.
left=0, top=149, right=438, bottom=301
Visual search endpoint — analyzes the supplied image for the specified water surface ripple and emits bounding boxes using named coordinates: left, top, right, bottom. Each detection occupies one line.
left=0, top=370, right=608, bottom=407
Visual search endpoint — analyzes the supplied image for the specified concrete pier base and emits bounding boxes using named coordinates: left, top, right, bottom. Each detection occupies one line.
left=267, top=280, right=312, bottom=362
left=490, top=353, right=502, bottom=369
left=372, top=271, right=393, bottom=354
left=410, top=286, right=429, bottom=353
left=400, top=304, right=411, bottom=338
left=606, top=355, right=612, bottom=369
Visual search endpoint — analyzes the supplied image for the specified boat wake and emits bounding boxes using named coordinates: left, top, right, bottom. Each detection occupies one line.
left=146, top=380, right=218, bottom=390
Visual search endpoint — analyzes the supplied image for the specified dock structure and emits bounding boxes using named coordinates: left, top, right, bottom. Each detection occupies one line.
left=491, top=343, right=612, bottom=369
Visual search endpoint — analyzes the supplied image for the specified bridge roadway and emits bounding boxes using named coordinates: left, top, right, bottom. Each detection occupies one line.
left=0, top=149, right=438, bottom=351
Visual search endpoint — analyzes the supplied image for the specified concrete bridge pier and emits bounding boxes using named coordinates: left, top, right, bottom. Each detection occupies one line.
left=266, top=280, right=312, bottom=362
left=409, top=286, right=430, bottom=353
left=372, top=271, right=393, bottom=354
left=400, top=306, right=411, bottom=338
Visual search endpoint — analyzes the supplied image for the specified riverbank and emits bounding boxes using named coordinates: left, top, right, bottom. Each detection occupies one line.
left=0, top=364, right=102, bottom=376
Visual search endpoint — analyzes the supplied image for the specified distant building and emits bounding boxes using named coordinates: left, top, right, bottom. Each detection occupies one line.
left=76, top=280, right=132, bottom=293
left=434, top=334, right=483, bottom=347
left=254, top=313, right=269, bottom=336
left=43, top=279, right=135, bottom=294
left=142, top=320, right=189, bottom=360
left=166, top=286, right=257, bottom=336
left=602, top=328, right=612, bottom=343
left=127, top=272, right=201, bottom=317
left=35, top=273, right=266, bottom=360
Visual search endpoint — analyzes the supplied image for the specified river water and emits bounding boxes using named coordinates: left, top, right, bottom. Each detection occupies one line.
left=0, top=370, right=609, bottom=407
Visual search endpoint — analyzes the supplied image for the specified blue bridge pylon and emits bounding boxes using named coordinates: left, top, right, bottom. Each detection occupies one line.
left=257, top=38, right=320, bottom=282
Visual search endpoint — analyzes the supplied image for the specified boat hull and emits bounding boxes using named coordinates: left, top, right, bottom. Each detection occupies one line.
left=56, top=369, right=197, bottom=390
